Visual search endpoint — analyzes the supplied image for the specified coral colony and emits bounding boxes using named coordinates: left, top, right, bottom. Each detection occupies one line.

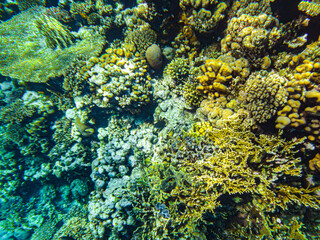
left=1, top=0, right=320, bottom=239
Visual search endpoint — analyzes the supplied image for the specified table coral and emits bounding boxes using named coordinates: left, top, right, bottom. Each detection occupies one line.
left=34, top=15, right=75, bottom=50
left=0, top=7, right=105, bottom=84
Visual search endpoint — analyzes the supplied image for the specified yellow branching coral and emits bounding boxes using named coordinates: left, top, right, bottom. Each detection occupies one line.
left=140, top=114, right=320, bottom=238
left=298, top=0, right=320, bottom=17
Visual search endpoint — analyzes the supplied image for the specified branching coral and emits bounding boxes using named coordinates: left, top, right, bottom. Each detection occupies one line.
left=137, top=111, right=320, bottom=239
left=298, top=0, right=320, bottom=17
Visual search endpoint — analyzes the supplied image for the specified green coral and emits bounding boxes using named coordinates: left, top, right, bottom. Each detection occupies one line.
left=165, top=57, right=190, bottom=83
left=34, top=15, right=75, bottom=50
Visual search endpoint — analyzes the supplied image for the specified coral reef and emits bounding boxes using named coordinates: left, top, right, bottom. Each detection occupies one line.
left=1, top=1, right=320, bottom=240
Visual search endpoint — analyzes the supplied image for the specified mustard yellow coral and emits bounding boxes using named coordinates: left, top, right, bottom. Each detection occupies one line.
left=298, top=0, right=320, bottom=17
left=197, top=59, right=233, bottom=98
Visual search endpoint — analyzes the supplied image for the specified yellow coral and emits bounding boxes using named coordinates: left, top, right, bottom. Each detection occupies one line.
left=298, top=0, right=320, bottom=17
left=309, top=153, right=320, bottom=171
left=197, top=59, right=233, bottom=98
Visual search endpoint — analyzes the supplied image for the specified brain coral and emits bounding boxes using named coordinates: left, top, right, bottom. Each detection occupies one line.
left=243, top=71, right=288, bottom=123
left=0, top=7, right=105, bottom=84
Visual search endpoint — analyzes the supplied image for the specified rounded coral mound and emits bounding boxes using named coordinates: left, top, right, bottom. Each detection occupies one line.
left=242, top=71, right=288, bottom=123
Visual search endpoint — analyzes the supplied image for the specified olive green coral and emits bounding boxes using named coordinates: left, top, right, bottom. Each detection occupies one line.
left=34, top=15, right=75, bottom=50
left=165, top=57, right=190, bottom=83
left=0, top=7, right=105, bottom=84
